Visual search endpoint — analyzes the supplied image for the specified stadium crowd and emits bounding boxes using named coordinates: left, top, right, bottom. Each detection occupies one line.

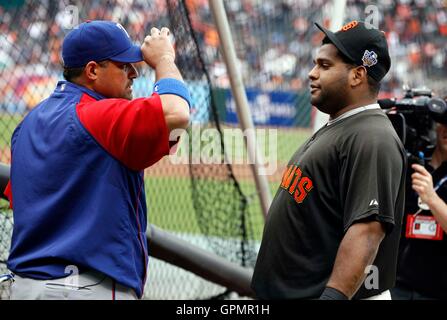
left=197, top=0, right=447, bottom=95
left=0, top=0, right=446, bottom=112
left=189, top=0, right=446, bottom=96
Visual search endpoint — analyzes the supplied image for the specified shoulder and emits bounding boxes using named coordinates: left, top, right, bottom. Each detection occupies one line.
left=343, top=111, right=402, bottom=146
left=10, top=100, right=46, bottom=145
left=335, top=111, right=405, bottom=163
left=435, top=162, right=447, bottom=174
left=344, top=110, right=394, bottom=134
left=432, top=162, right=447, bottom=187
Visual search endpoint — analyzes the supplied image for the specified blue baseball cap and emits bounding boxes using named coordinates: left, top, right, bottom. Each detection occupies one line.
left=62, top=20, right=143, bottom=68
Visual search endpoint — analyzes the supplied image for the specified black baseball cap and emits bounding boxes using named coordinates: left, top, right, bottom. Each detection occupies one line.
left=315, top=20, right=391, bottom=82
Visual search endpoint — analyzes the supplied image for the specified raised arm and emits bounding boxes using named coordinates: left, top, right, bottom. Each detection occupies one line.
left=141, top=27, right=190, bottom=131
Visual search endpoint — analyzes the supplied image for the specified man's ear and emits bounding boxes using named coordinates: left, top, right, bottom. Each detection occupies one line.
left=350, top=66, right=367, bottom=88
left=84, top=61, right=99, bottom=81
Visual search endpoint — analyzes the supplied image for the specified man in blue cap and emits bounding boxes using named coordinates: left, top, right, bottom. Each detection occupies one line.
left=3, top=21, right=190, bottom=299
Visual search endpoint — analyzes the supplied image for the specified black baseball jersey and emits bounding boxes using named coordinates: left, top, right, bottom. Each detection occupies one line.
left=251, top=109, right=406, bottom=299
left=396, top=161, right=447, bottom=299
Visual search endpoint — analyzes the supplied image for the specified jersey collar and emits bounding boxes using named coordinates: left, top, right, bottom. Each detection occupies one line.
left=55, top=80, right=106, bottom=101
left=327, top=103, right=381, bottom=126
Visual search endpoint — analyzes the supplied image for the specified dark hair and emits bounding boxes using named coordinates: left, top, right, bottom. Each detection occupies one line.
left=366, top=75, right=381, bottom=96
left=322, top=36, right=381, bottom=96
left=62, top=60, right=109, bottom=82
left=63, top=66, right=85, bottom=82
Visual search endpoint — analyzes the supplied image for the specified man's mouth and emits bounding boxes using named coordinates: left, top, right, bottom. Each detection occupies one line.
left=310, top=84, right=320, bottom=94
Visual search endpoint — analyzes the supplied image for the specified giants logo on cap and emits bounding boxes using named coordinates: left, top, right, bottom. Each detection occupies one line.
left=362, top=50, right=378, bottom=67
left=340, top=20, right=358, bottom=31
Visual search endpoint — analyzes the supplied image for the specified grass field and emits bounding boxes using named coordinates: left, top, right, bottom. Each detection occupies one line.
left=0, top=113, right=311, bottom=241
left=212, top=125, right=310, bottom=165
left=0, top=113, right=22, bottom=151
left=0, top=114, right=311, bottom=163
left=145, top=127, right=310, bottom=239
left=145, top=176, right=280, bottom=240
left=0, top=199, right=10, bottom=212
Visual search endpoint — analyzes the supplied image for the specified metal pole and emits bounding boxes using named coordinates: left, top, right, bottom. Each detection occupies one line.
left=147, top=225, right=255, bottom=298
left=313, top=0, right=347, bottom=132
left=209, top=0, right=272, bottom=219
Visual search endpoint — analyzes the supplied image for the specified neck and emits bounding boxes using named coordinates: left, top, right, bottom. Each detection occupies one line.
left=330, top=97, right=377, bottom=119
left=430, top=147, right=447, bottom=169
left=70, top=78, right=95, bottom=92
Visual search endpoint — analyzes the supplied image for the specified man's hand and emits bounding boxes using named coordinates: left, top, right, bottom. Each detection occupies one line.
left=411, top=164, right=437, bottom=205
left=411, top=163, right=447, bottom=233
left=140, top=27, right=189, bottom=132
left=141, top=27, right=176, bottom=68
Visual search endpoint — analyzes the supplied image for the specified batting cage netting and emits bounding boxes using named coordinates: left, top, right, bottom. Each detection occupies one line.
left=0, top=0, right=317, bottom=299
left=1, top=0, right=446, bottom=300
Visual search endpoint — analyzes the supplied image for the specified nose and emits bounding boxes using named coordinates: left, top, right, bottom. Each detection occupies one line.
left=128, top=63, right=139, bottom=79
left=308, top=65, right=318, bottom=81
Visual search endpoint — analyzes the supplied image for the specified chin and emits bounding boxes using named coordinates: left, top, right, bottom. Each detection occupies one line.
left=313, top=102, right=333, bottom=115
left=123, top=93, right=133, bottom=100
left=311, top=98, right=325, bottom=111
left=310, top=96, right=320, bottom=107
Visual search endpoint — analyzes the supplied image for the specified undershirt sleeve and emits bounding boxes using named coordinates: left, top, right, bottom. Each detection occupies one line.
left=3, top=180, right=12, bottom=209
left=4, top=124, right=22, bottom=209
left=76, top=93, right=170, bottom=171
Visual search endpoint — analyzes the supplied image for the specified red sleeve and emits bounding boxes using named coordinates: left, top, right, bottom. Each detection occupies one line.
left=76, top=93, right=170, bottom=171
left=4, top=180, right=13, bottom=209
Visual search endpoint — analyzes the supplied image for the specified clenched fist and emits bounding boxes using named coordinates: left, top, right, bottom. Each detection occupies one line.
left=411, top=164, right=437, bottom=204
left=141, top=27, right=175, bottom=68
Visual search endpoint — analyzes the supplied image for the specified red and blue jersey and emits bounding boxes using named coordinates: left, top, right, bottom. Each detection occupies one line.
left=5, top=81, right=170, bottom=298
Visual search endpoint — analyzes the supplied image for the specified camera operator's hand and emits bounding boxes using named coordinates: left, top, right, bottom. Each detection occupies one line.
left=411, top=164, right=437, bottom=205
left=411, top=163, right=447, bottom=233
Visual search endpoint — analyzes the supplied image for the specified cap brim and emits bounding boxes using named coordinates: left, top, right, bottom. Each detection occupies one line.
left=109, top=44, right=143, bottom=63
left=314, top=22, right=357, bottom=63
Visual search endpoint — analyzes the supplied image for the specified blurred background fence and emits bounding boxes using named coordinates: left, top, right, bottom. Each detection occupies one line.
left=0, top=0, right=446, bottom=299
